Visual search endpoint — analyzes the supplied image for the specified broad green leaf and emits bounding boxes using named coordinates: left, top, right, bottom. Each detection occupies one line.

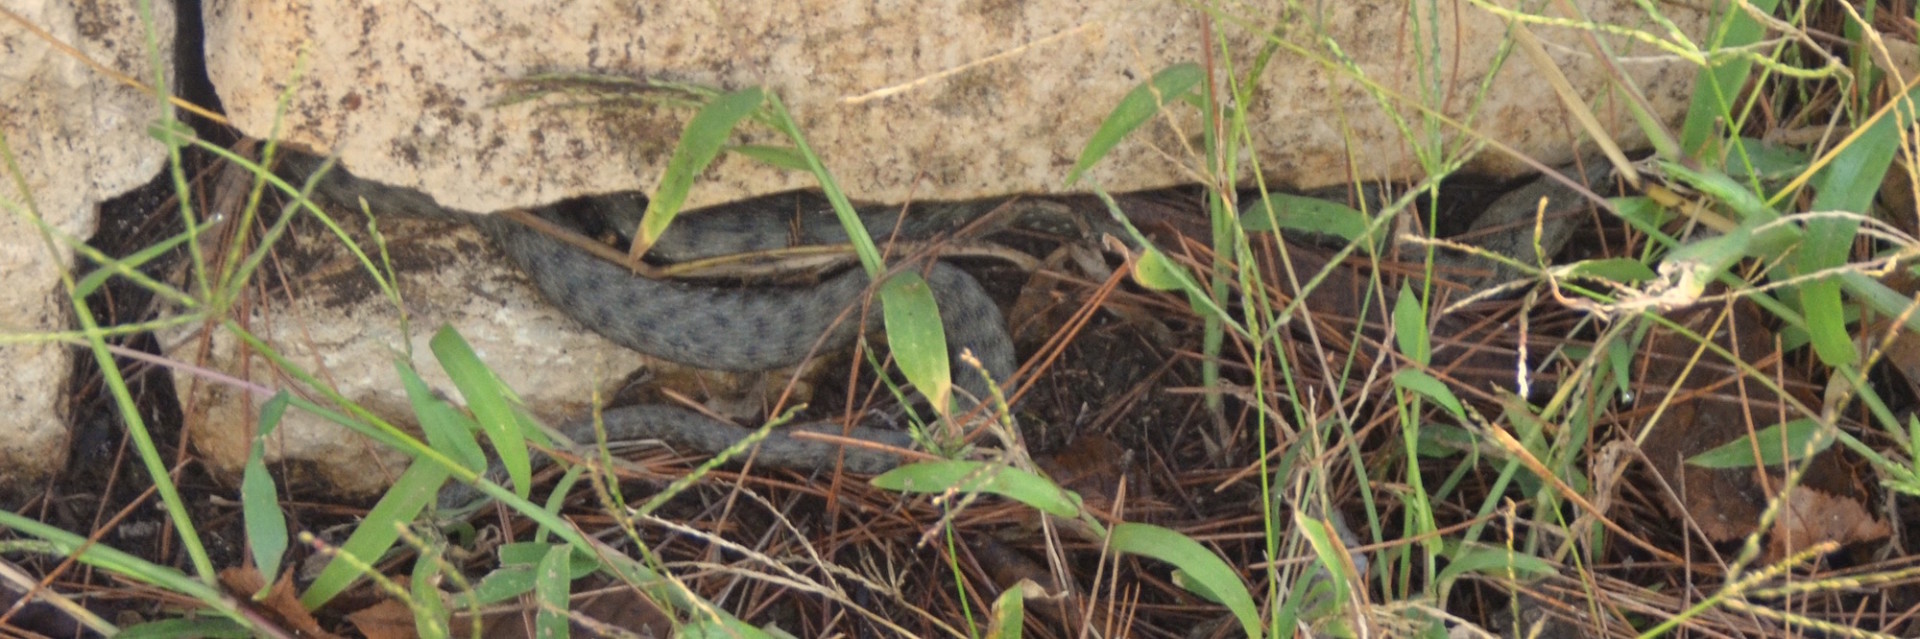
left=1687, top=418, right=1832, bottom=468
left=467, top=544, right=607, bottom=607
left=1658, top=161, right=1777, bottom=225
left=1796, top=83, right=1920, bottom=367
left=1606, top=337, right=1636, bottom=403
left=636, top=87, right=766, bottom=254
left=1131, top=248, right=1191, bottom=292
left=300, top=460, right=451, bottom=608
left=1110, top=523, right=1261, bottom=639
left=468, top=567, right=538, bottom=606
left=498, top=542, right=602, bottom=575
left=1240, top=193, right=1377, bottom=250
left=398, top=360, right=485, bottom=474
left=411, top=550, right=451, bottom=639
left=1294, top=515, right=1354, bottom=611
left=1660, top=225, right=1752, bottom=300
left=986, top=584, right=1031, bottom=639
left=871, top=460, right=1082, bottom=518
left=728, top=143, right=809, bottom=171
left=1435, top=543, right=1558, bottom=584
left=880, top=273, right=952, bottom=413
left=1842, top=272, right=1920, bottom=338
left=1729, top=138, right=1811, bottom=182
left=535, top=544, right=572, bottom=638
left=1065, top=63, right=1202, bottom=187
left=242, top=391, right=291, bottom=597
left=432, top=326, right=532, bottom=499
left=1608, top=196, right=1679, bottom=246
left=1413, top=423, right=1476, bottom=459
left=1392, top=369, right=1464, bottom=420
left=1678, top=0, right=1782, bottom=158
left=1393, top=283, right=1430, bottom=367
left=1132, top=248, right=1225, bottom=321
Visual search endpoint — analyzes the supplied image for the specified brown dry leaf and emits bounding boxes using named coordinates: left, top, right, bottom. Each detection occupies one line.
left=218, top=566, right=344, bottom=639
left=446, top=577, right=675, bottom=638
left=1636, top=298, right=1886, bottom=555
left=347, top=598, right=420, bottom=639
left=1770, top=485, right=1892, bottom=561
left=1035, top=433, right=1135, bottom=514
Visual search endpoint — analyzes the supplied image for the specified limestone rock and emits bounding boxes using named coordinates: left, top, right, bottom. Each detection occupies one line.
left=204, top=0, right=1708, bottom=213
left=169, top=215, right=806, bottom=497
left=0, top=0, right=176, bottom=495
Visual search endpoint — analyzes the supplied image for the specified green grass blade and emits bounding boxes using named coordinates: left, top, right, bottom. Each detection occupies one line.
left=411, top=549, right=451, bottom=639
left=1240, top=192, right=1381, bottom=252
left=760, top=92, right=885, bottom=275
left=1294, top=515, right=1355, bottom=613
left=299, top=459, right=451, bottom=608
left=115, top=619, right=252, bottom=638
left=1678, top=0, right=1782, bottom=158
left=635, top=87, right=766, bottom=255
left=1661, top=225, right=1753, bottom=299
left=1657, top=161, right=1777, bottom=224
left=1392, top=369, right=1464, bottom=420
left=728, top=144, right=809, bottom=171
left=987, top=583, right=1029, bottom=639
left=1109, top=522, right=1261, bottom=639
left=1841, top=272, right=1920, bottom=337
left=242, top=391, right=292, bottom=595
left=467, top=541, right=605, bottom=606
left=872, top=461, right=1083, bottom=518
left=1730, top=138, right=1812, bottom=182
left=1064, top=63, right=1202, bottom=187
left=1433, top=542, right=1557, bottom=584
left=398, top=358, right=487, bottom=475
left=535, top=544, right=573, bottom=638
left=1797, top=83, right=1920, bottom=366
left=1687, top=418, right=1831, bottom=468
left=1393, top=283, right=1430, bottom=367
left=0, top=512, right=240, bottom=630
left=431, top=326, right=534, bottom=498
left=880, top=272, right=953, bottom=413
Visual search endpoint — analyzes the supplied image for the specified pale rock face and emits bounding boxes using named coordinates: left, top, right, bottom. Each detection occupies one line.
left=205, top=0, right=1708, bottom=212
left=169, top=216, right=819, bottom=496
left=0, top=0, right=176, bottom=495
left=173, top=219, right=661, bottom=496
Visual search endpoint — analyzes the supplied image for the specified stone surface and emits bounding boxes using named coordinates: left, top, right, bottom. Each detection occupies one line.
left=169, top=215, right=808, bottom=496
left=205, top=0, right=1710, bottom=213
left=0, top=0, right=175, bottom=494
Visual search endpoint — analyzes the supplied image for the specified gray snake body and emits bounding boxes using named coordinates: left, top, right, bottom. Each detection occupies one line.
left=279, top=153, right=1014, bottom=511
left=282, top=152, right=1613, bottom=512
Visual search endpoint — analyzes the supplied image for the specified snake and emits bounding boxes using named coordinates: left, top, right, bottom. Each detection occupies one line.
left=277, top=151, right=1615, bottom=513
left=276, top=152, right=1025, bottom=512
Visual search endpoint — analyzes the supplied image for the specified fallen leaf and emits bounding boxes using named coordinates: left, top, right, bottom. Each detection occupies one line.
left=220, top=566, right=343, bottom=639
left=346, top=598, right=419, bottom=639
left=1636, top=298, right=1886, bottom=558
